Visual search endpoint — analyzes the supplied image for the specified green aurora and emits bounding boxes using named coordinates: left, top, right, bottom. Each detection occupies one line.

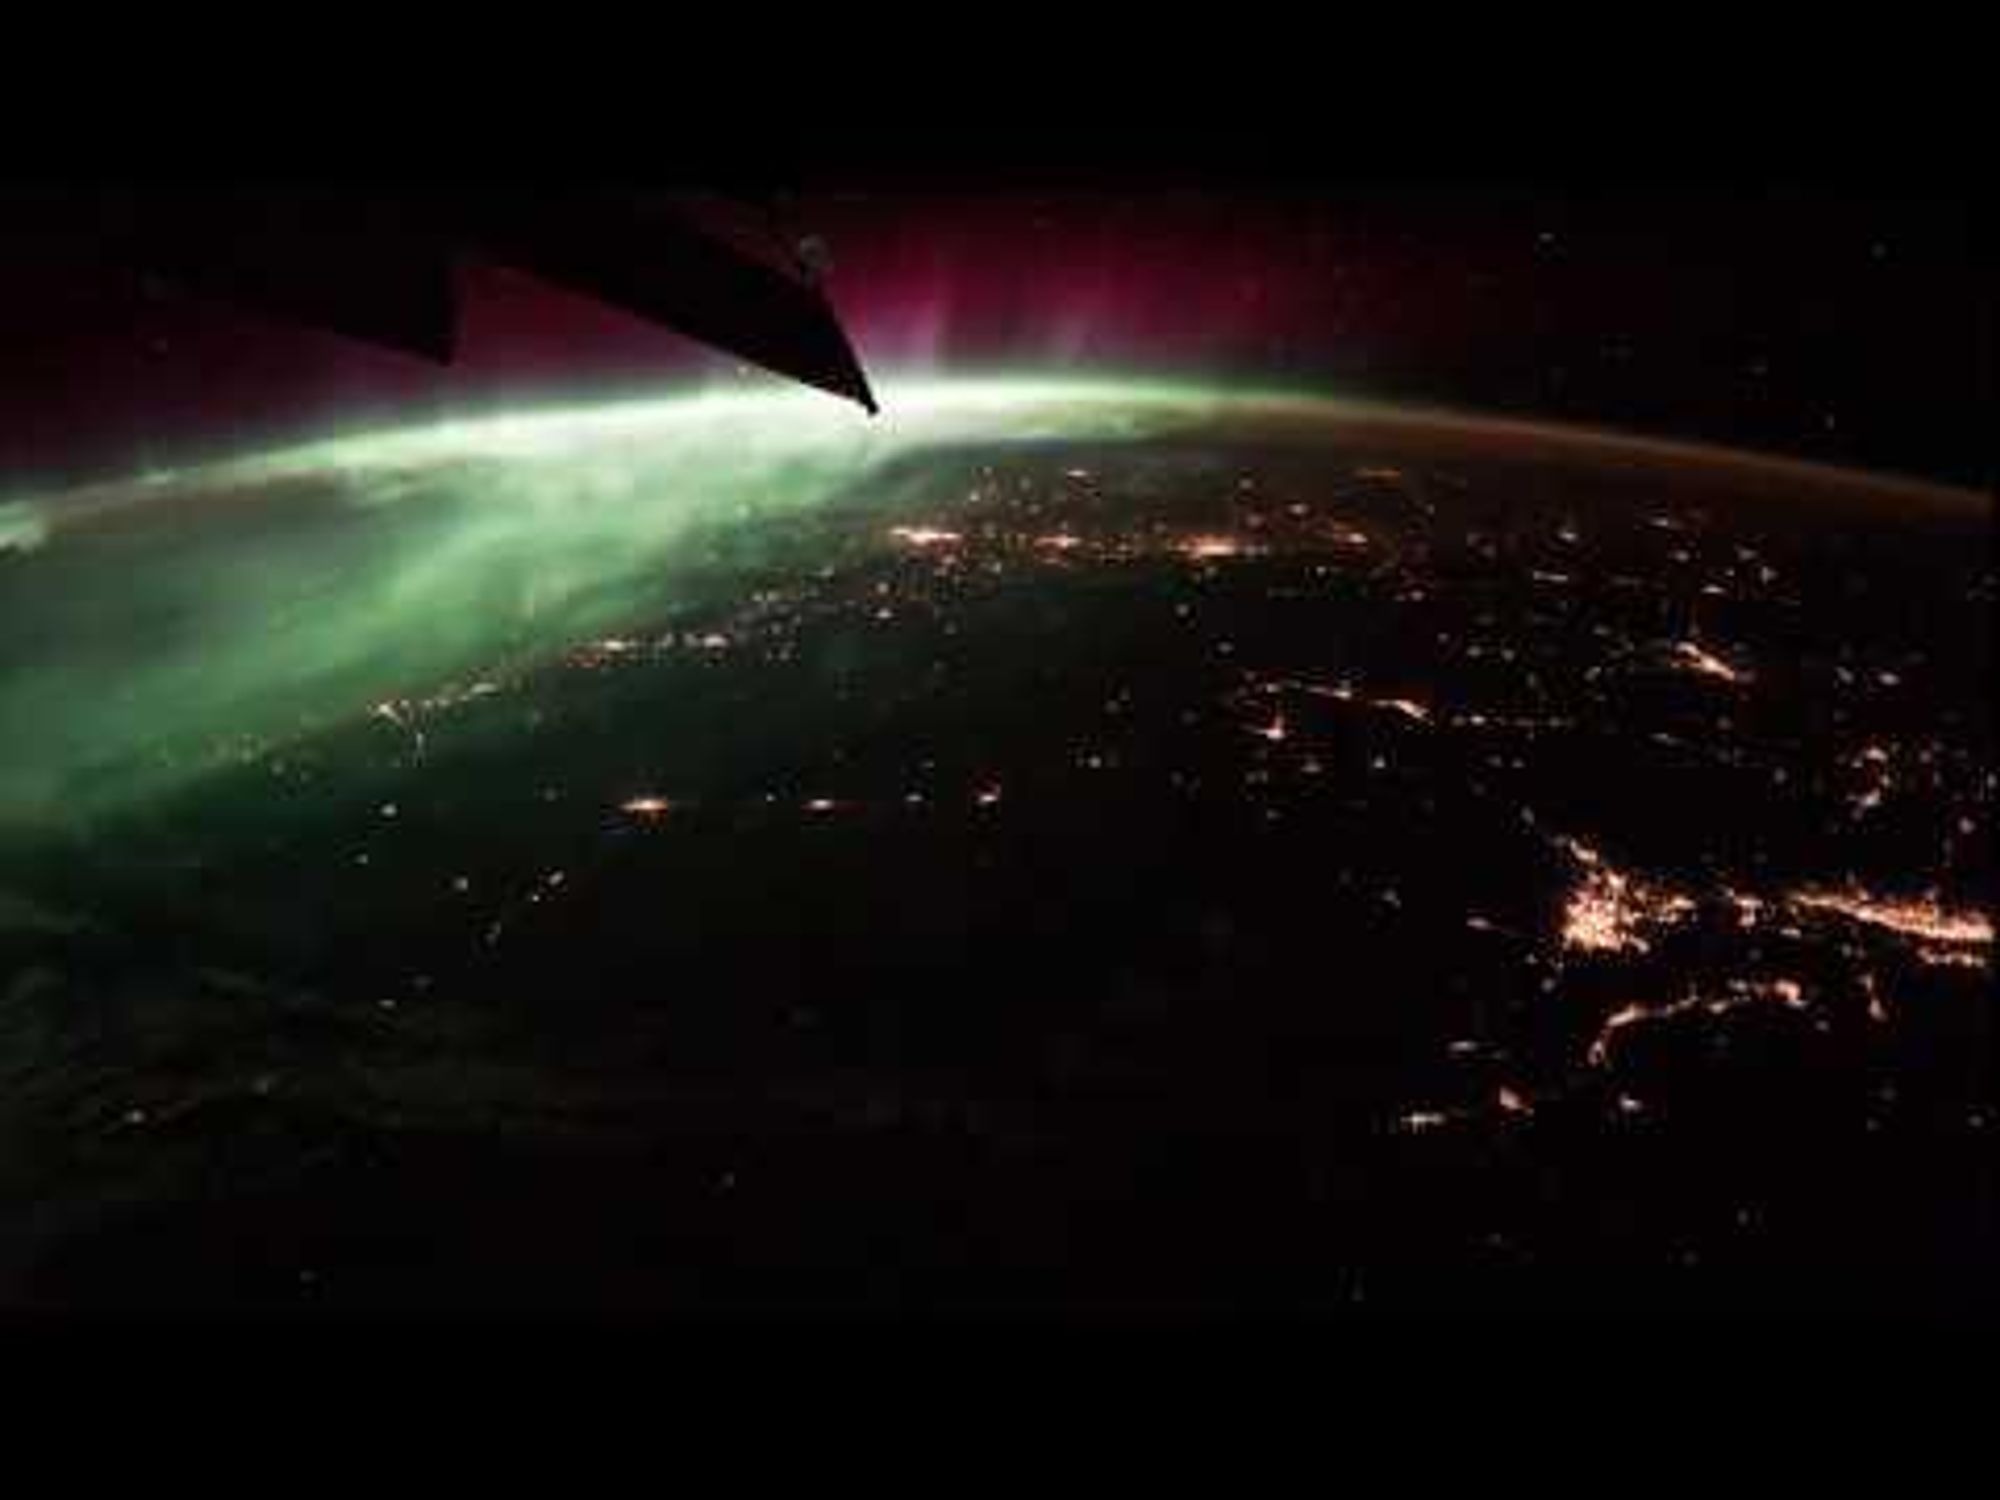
left=1, top=375, right=1982, bottom=832
left=0, top=379, right=1244, bottom=828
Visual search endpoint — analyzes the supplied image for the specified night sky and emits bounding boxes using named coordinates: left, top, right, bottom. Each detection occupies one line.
left=1, top=186, right=1984, bottom=495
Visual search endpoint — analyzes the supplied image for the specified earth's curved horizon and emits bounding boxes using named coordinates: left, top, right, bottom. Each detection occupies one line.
left=0, top=373, right=1989, bottom=1315
left=0, top=377, right=1984, bottom=829
left=9, top=374, right=1987, bottom=528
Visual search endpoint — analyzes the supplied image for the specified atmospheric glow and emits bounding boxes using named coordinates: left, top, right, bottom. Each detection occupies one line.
left=0, top=379, right=1257, bottom=825
left=1, top=374, right=1985, bottom=832
left=0, top=501, right=49, bottom=554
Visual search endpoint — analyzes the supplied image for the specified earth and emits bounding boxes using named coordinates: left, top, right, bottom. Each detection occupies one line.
left=0, top=377, right=1990, bottom=1317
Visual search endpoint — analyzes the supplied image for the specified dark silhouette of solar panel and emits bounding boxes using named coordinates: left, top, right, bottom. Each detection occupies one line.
left=9, top=186, right=876, bottom=412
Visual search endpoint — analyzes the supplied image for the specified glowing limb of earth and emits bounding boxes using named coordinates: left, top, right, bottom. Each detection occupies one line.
left=0, top=379, right=1244, bottom=826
